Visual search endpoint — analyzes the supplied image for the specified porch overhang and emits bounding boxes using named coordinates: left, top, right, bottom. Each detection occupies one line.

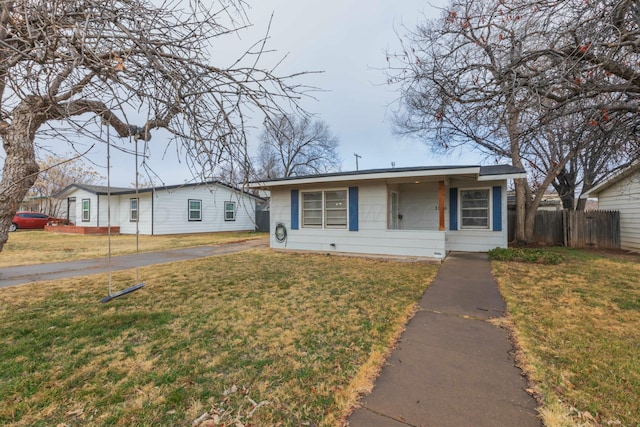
left=248, top=164, right=525, bottom=189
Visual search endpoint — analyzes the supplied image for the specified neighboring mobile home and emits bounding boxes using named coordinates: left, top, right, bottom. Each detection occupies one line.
left=584, top=163, right=640, bottom=253
left=249, top=165, right=526, bottom=260
left=55, top=181, right=260, bottom=235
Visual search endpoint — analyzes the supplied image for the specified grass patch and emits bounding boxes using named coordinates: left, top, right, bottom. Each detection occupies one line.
left=0, top=231, right=264, bottom=267
left=0, top=251, right=437, bottom=426
left=488, top=247, right=564, bottom=265
left=492, top=248, right=640, bottom=426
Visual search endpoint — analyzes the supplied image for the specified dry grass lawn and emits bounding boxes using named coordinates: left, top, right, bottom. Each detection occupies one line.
left=491, top=248, right=640, bottom=427
left=0, top=230, right=264, bottom=268
left=0, top=250, right=438, bottom=426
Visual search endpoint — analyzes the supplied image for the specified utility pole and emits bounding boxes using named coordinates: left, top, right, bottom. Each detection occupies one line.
left=354, top=153, right=362, bottom=171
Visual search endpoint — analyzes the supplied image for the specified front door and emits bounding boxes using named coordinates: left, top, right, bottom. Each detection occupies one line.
left=68, top=198, right=76, bottom=224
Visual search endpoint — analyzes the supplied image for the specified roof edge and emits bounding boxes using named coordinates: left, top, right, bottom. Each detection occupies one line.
left=248, top=164, right=525, bottom=188
left=582, top=162, right=640, bottom=198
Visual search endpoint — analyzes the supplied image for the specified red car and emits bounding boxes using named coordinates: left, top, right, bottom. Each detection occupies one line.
left=10, top=212, right=60, bottom=232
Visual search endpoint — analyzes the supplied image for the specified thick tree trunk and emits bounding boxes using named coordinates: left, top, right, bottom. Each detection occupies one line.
left=0, top=119, right=41, bottom=252
left=513, top=178, right=528, bottom=244
left=553, top=167, right=576, bottom=210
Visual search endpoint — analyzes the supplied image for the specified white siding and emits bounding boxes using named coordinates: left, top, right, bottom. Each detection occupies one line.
left=59, top=183, right=256, bottom=235
left=267, top=177, right=510, bottom=258
left=151, top=184, right=255, bottom=235
left=115, top=193, right=153, bottom=235
left=597, top=174, right=640, bottom=252
left=269, top=183, right=446, bottom=259
left=72, top=189, right=99, bottom=226
left=446, top=179, right=508, bottom=252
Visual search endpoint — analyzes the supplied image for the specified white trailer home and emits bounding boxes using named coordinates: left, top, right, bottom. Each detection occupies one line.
left=249, top=165, right=526, bottom=260
left=55, top=181, right=260, bottom=235
left=584, top=163, right=640, bottom=253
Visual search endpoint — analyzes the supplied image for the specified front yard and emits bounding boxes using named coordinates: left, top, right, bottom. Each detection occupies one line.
left=491, top=248, right=640, bottom=427
left=2, top=242, right=639, bottom=427
left=0, top=230, right=264, bottom=267
left=0, top=250, right=437, bottom=426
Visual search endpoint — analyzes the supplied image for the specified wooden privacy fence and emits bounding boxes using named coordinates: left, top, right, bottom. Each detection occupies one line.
left=508, top=209, right=620, bottom=249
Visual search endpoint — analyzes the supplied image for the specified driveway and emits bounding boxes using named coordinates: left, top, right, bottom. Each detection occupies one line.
left=0, top=238, right=268, bottom=288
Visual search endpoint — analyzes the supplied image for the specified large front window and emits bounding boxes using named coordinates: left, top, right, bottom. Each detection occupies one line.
left=460, top=189, right=489, bottom=228
left=302, top=190, right=347, bottom=228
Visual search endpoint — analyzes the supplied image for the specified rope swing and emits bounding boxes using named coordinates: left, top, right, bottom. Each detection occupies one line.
left=100, top=126, right=145, bottom=303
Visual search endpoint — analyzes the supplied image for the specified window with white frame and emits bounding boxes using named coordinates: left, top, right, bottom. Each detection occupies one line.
left=224, top=201, right=236, bottom=221
left=130, top=198, right=139, bottom=222
left=460, top=189, right=490, bottom=228
left=189, top=199, right=202, bottom=221
left=302, top=190, right=347, bottom=228
left=82, top=199, right=90, bottom=222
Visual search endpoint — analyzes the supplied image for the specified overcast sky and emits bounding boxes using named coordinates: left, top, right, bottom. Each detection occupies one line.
left=239, top=0, right=483, bottom=173
left=29, top=0, right=487, bottom=187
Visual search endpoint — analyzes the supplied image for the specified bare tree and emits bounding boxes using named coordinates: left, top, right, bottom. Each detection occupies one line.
left=24, top=153, right=103, bottom=217
left=389, top=0, right=640, bottom=240
left=389, top=0, right=553, bottom=242
left=0, top=0, right=309, bottom=251
left=257, top=114, right=341, bottom=179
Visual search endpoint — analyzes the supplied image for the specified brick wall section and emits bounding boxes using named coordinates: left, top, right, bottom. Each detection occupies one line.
left=44, top=225, right=120, bottom=235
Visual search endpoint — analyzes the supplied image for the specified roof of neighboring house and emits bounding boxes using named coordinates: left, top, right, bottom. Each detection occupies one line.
left=248, top=165, right=526, bottom=188
left=582, top=163, right=640, bottom=198
left=54, top=181, right=263, bottom=200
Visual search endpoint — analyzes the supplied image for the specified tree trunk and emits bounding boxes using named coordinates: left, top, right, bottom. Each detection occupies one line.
left=0, top=123, right=41, bottom=252
left=513, top=178, right=528, bottom=244
left=552, top=167, right=576, bottom=210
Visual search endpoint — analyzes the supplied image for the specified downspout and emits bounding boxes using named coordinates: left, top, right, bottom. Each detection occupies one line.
left=97, top=195, right=100, bottom=227
left=151, top=190, right=155, bottom=235
left=438, top=180, right=446, bottom=231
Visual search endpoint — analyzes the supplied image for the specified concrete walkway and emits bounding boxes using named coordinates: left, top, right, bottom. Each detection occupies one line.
left=0, top=238, right=267, bottom=288
left=348, top=252, right=541, bottom=427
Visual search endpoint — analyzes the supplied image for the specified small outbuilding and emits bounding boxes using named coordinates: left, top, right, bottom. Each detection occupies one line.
left=55, top=181, right=260, bottom=235
left=249, top=165, right=526, bottom=260
left=584, top=163, right=640, bottom=253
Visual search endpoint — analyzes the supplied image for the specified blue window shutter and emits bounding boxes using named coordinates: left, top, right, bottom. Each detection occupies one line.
left=492, top=186, right=502, bottom=232
left=348, top=187, right=359, bottom=231
left=449, top=188, right=458, bottom=230
left=291, top=189, right=299, bottom=230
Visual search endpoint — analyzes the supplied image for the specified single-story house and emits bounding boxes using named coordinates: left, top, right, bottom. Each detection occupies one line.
left=583, top=163, right=640, bottom=253
left=55, top=181, right=260, bottom=235
left=248, top=165, right=526, bottom=260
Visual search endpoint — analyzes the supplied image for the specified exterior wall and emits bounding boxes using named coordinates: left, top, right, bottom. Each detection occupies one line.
left=446, top=179, right=508, bottom=252
left=151, top=185, right=255, bottom=235
left=61, top=184, right=257, bottom=235
left=96, top=194, right=122, bottom=228
left=115, top=193, right=153, bottom=235
left=269, top=177, right=510, bottom=258
left=71, top=189, right=99, bottom=227
left=597, top=174, right=640, bottom=252
left=269, top=182, right=446, bottom=259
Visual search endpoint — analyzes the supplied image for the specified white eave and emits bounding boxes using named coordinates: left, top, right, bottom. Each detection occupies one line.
left=478, top=172, right=527, bottom=181
left=581, top=162, right=640, bottom=198
left=248, top=165, right=526, bottom=189
left=248, top=167, right=481, bottom=188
